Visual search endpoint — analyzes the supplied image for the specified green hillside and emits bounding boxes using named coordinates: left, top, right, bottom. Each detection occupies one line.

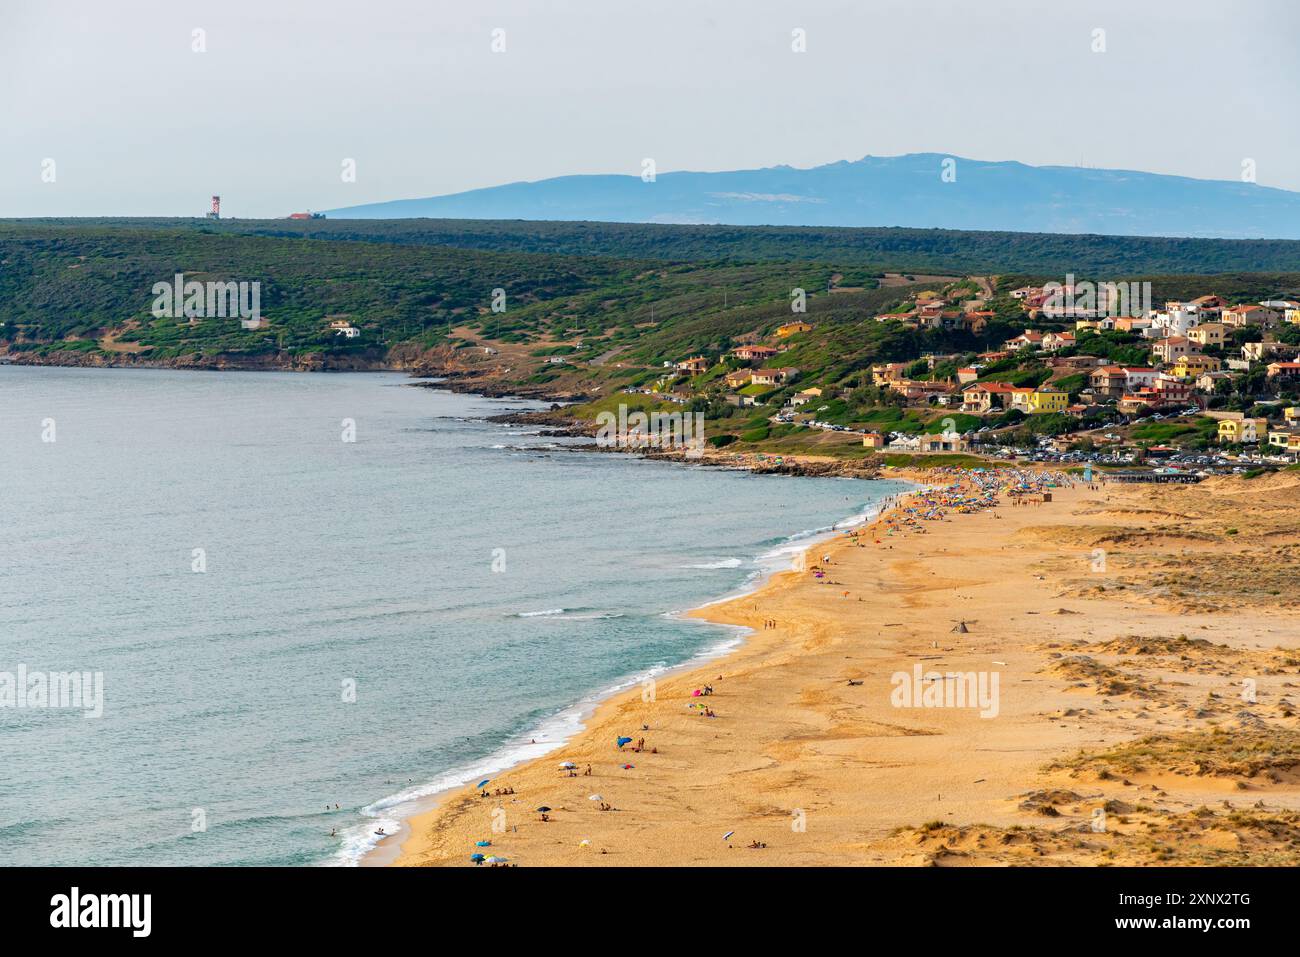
left=12, top=216, right=1300, bottom=274
left=3, top=222, right=1298, bottom=457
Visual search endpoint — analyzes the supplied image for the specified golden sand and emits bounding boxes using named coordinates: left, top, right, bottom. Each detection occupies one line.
left=390, top=468, right=1300, bottom=866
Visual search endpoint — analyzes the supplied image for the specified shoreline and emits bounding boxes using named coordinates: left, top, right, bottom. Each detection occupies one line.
left=354, top=617, right=753, bottom=867
left=383, top=476, right=966, bottom=868
left=386, top=466, right=1300, bottom=866
left=353, top=484, right=916, bottom=866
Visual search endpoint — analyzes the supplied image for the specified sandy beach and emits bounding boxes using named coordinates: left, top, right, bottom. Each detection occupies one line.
left=390, top=465, right=1300, bottom=866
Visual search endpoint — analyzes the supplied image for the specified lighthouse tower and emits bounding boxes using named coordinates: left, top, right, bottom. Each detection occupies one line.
left=207, top=195, right=221, bottom=220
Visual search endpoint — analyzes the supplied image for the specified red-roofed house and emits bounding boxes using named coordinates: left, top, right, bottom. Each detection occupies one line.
left=1089, top=366, right=1128, bottom=399
left=752, top=367, right=799, bottom=386
left=1222, top=304, right=1279, bottom=328
left=1004, top=331, right=1044, bottom=351
left=675, top=356, right=711, bottom=375
left=961, top=381, right=1028, bottom=414
left=1042, top=331, right=1076, bottom=351
left=732, top=345, right=779, bottom=362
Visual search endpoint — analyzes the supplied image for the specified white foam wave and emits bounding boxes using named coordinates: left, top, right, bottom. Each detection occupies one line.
left=681, top=557, right=744, bottom=569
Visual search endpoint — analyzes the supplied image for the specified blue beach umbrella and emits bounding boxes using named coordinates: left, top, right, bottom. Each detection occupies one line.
left=475, top=840, right=491, bottom=847
left=617, top=736, right=633, bottom=748
left=476, top=779, right=490, bottom=789
left=470, top=853, right=485, bottom=863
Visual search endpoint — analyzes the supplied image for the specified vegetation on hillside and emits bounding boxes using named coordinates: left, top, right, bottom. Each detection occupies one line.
left=14, top=216, right=1300, bottom=275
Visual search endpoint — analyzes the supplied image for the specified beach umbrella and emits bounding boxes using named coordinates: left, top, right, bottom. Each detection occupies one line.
left=723, top=830, right=735, bottom=841
left=579, top=839, right=591, bottom=847
left=621, top=764, right=634, bottom=770
left=485, top=856, right=507, bottom=864
left=470, top=853, right=485, bottom=863
left=617, top=736, right=633, bottom=748
left=536, top=806, right=551, bottom=813
left=475, top=840, right=491, bottom=847
left=558, top=761, right=576, bottom=769
left=476, top=779, right=490, bottom=789
left=588, top=794, right=602, bottom=801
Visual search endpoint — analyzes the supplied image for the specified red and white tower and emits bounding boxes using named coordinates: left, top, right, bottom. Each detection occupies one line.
left=207, top=195, right=221, bottom=219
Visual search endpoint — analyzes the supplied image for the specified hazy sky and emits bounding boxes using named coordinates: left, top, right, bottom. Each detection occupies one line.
left=4, top=0, right=1297, bottom=217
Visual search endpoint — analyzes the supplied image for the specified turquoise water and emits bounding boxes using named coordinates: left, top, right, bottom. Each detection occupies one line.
left=0, top=367, right=909, bottom=866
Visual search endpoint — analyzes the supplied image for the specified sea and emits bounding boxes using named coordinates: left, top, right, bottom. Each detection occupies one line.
left=0, top=366, right=910, bottom=866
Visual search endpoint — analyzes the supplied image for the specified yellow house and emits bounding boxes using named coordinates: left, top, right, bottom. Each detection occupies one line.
left=1267, top=429, right=1300, bottom=453
left=1027, top=389, right=1069, bottom=413
left=1171, top=354, right=1221, bottom=378
left=1218, top=416, right=1266, bottom=444
left=775, top=321, right=813, bottom=338
left=1187, top=322, right=1226, bottom=348
left=1286, top=308, right=1300, bottom=325
left=1285, top=407, right=1300, bottom=426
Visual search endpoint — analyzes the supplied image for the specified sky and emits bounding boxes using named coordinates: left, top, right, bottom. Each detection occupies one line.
left=3, top=0, right=1297, bottom=218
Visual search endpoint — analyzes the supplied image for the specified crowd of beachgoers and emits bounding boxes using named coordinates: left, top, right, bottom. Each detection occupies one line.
left=850, top=468, right=1078, bottom=542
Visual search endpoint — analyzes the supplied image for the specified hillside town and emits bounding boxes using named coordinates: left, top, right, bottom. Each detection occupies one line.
left=629, top=282, right=1300, bottom=474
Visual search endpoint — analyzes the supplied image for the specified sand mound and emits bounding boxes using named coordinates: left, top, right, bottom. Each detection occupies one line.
left=884, top=806, right=1300, bottom=865
left=1092, top=634, right=1222, bottom=657
left=1017, top=789, right=1085, bottom=815
left=1046, top=655, right=1165, bottom=698
left=1052, top=724, right=1300, bottom=780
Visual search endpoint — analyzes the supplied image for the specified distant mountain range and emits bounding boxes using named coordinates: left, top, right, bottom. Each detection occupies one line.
left=324, top=153, right=1300, bottom=240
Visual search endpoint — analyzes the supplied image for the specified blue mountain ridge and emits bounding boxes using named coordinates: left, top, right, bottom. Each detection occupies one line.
left=323, top=153, right=1300, bottom=240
